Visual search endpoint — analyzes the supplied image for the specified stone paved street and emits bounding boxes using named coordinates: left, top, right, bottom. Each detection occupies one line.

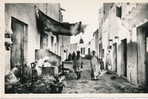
left=62, top=59, right=143, bottom=93
left=62, top=72, right=143, bottom=93
left=5, top=58, right=145, bottom=93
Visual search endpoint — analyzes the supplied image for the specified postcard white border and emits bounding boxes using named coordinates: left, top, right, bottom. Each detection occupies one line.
left=1, top=0, right=148, bottom=98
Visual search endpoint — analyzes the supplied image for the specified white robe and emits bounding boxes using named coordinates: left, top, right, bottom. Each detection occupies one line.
left=91, top=56, right=101, bottom=78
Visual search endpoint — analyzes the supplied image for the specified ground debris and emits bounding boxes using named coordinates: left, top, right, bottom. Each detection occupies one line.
left=63, top=73, right=145, bottom=93
left=64, top=71, right=77, bottom=80
left=110, top=75, right=117, bottom=80
left=106, top=71, right=113, bottom=74
left=79, top=80, right=88, bottom=83
left=5, top=75, right=64, bottom=93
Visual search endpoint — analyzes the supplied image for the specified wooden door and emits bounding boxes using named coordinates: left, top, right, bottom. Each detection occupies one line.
left=11, top=18, right=25, bottom=68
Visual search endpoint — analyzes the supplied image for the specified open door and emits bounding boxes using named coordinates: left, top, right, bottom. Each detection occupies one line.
left=113, top=43, right=117, bottom=72
left=121, top=39, right=127, bottom=77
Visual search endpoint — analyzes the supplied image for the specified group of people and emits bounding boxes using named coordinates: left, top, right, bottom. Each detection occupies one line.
left=67, top=51, right=77, bottom=61
left=65, top=50, right=104, bottom=80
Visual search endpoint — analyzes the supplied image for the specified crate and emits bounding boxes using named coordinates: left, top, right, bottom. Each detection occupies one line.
left=42, top=67, right=54, bottom=75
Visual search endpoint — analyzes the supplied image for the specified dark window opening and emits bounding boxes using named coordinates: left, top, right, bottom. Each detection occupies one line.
left=51, top=36, right=54, bottom=47
left=116, top=6, right=122, bottom=18
left=81, top=48, right=85, bottom=54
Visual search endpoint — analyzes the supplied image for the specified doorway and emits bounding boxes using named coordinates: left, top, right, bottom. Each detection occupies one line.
left=146, top=32, right=148, bottom=85
left=88, top=48, right=90, bottom=55
left=40, top=33, right=48, bottom=49
left=137, top=23, right=148, bottom=86
left=113, top=43, right=117, bottom=72
left=121, top=39, right=127, bottom=77
left=11, top=17, right=27, bottom=69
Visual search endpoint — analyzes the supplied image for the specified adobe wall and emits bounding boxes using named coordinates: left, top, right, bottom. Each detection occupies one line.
left=5, top=3, right=61, bottom=73
left=101, top=3, right=148, bottom=85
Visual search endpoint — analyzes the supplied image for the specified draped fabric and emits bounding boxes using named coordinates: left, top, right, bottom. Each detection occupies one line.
left=36, top=9, right=82, bottom=36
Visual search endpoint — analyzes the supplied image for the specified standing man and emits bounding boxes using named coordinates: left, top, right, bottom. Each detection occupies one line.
left=72, top=51, right=76, bottom=60
left=106, top=50, right=112, bottom=71
left=100, top=58, right=104, bottom=72
left=73, top=51, right=83, bottom=79
left=90, top=50, right=101, bottom=80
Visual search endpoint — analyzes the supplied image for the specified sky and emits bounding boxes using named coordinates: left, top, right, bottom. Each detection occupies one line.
left=59, top=0, right=99, bottom=44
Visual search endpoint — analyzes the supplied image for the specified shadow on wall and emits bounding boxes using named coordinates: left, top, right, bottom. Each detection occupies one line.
left=117, top=41, right=138, bottom=85
left=127, top=41, right=138, bottom=84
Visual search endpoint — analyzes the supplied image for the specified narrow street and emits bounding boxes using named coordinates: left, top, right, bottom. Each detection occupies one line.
left=4, top=2, right=148, bottom=94
left=63, top=73, right=142, bottom=93
left=5, top=59, right=144, bottom=93
left=62, top=59, right=143, bottom=93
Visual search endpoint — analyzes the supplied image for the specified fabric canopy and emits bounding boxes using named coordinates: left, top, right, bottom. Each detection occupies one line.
left=36, top=9, right=83, bottom=36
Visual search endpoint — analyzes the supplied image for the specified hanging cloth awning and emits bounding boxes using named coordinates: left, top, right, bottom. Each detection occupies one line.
left=36, top=9, right=83, bottom=36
